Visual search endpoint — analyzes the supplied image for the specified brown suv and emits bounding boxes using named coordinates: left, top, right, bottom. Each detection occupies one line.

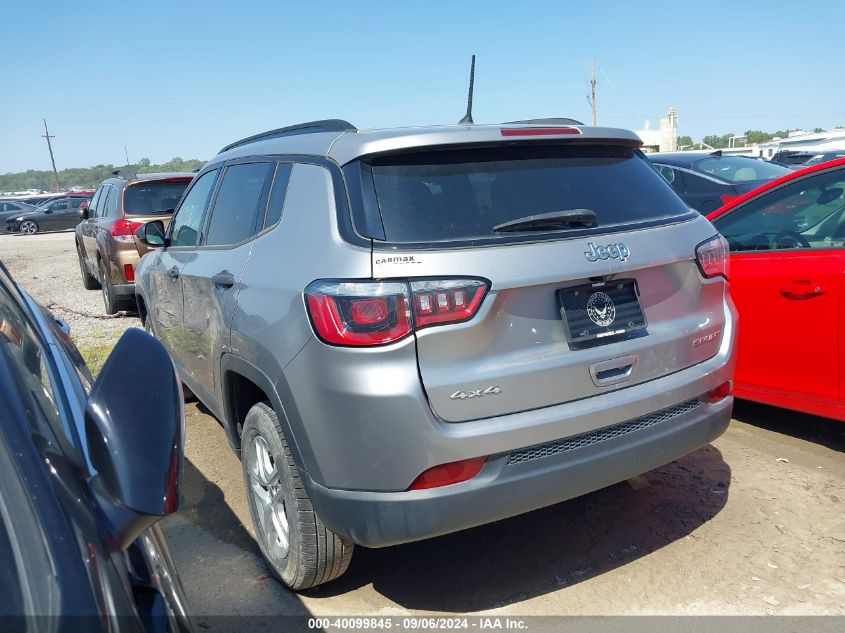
left=76, top=172, right=193, bottom=313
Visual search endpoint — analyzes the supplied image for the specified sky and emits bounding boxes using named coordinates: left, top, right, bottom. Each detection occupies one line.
left=2, top=0, right=844, bottom=174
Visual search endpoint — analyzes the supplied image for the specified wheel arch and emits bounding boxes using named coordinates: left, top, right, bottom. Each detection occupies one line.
left=219, top=353, right=309, bottom=474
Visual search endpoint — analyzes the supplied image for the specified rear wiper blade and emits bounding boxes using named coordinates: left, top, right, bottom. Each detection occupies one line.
left=492, top=209, right=597, bottom=233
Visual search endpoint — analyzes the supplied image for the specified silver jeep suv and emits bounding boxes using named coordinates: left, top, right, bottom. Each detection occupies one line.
left=134, top=119, right=737, bottom=590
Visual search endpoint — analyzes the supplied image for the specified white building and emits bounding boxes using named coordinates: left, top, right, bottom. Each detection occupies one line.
left=754, top=128, right=845, bottom=159
left=635, top=107, right=678, bottom=153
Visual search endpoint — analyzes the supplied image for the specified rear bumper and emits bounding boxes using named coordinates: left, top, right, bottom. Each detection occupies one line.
left=306, top=395, right=732, bottom=547
left=111, top=282, right=135, bottom=297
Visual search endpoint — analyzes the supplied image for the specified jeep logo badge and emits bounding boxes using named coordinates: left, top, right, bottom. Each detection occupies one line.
left=585, top=242, right=630, bottom=262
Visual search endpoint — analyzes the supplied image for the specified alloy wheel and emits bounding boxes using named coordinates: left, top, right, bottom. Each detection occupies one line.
left=20, top=221, right=37, bottom=234
left=248, top=435, right=290, bottom=558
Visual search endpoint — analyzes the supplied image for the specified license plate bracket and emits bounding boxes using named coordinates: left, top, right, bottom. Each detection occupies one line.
left=558, top=279, right=648, bottom=348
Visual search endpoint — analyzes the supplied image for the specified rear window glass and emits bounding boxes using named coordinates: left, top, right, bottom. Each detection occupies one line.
left=694, top=157, right=789, bottom=183
left=366, top=145, right=690, bottom=243
left=123, top=180, right=191, bottom=216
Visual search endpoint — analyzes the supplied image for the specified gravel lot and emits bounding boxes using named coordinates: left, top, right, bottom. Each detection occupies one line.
left=2, top=230, right=844, bottom=624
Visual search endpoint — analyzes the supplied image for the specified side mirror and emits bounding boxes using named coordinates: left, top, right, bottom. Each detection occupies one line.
left=85, top=328, right=184, bottom=549
left=78, top=207, right=89, bottom=220
left=137, top=220, right=167, bottom=248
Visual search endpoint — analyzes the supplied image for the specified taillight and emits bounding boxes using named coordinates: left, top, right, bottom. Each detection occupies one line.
left=123, top=264, right=135, bottom=282
left=410, top=279, right=488, bottom=328
left=111, top=219, right=143, bottom=243
left=305, top=281, right=412, bottom=346
left=695, top=235, right=729, bottom=280
left=408, top=457, right=487, bottom=490
left=304, top=278, right=489, bottom=347
left=720, top=193, right=739, bottom=205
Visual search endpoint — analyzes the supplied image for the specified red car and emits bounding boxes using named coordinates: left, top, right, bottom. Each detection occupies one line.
left=708, top=157, right=845, bottom=421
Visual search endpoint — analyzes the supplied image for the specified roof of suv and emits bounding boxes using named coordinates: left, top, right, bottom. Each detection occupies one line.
left=101, top=172, right=196, bottom=188
left=211, top=120, right=644, bottom=168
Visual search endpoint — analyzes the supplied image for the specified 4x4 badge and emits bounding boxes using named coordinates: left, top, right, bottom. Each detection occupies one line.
left=585, top=242, right=630, bottom=262
left=450, top=385, right=502, bottom=400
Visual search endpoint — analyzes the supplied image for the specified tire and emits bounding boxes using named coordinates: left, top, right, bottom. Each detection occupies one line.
left=241, top=402, right=353, bottom=590
left=78, top=248, right=100, bottom=290
left=99, top=260, right=121, bottom=314
left=19, top=220, right=38, bottom=235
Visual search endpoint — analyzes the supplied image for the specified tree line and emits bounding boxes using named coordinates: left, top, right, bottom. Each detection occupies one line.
left=0, top=157, right=205, bottom=193
left=677, top=128, right=828, bottom=150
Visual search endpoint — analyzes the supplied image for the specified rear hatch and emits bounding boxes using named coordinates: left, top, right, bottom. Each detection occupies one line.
left=123, top=179, right=191, bottom=255
left=359, top=141, right=727, bottom=422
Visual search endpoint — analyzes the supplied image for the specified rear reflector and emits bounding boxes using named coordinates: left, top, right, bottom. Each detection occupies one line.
left=123, top=264, right=135, bottom=282
left=408, top=457, right=487, bottom=490
left=500, top=127, right=581, bottom=137
left=704, top=381, right=732, bottom=403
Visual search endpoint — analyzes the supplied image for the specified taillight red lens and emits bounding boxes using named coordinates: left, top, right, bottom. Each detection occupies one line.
left=410, top=279, right=488, bottom=328
left=304, top=278, right=490, bottom=347
left=111, top=219, right=143, bottom=243
left=305, top=281, right=412, bottom=346
left=695, top=235, right=730, bottom=280
left=123, top=264, right=135, bottom=282
left=720, top=193, right=739, bottom=205
left=704, top=381, right=733, bottom=403
left=408, top=457, right=487, bottom=490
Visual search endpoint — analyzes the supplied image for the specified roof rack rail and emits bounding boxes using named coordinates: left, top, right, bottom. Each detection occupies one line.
left=217, top=119, right=356, bottom=154
left=505, top=117, right=585, bottom=126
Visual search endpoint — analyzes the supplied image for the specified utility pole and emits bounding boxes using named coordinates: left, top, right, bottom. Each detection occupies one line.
left=590, top=59, right=597, bottom=126
left=42, top=119, right=60, bottom=192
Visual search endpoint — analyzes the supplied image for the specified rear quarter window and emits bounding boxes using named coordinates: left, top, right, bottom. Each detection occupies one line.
left=357, top=144, right=691, bottom=244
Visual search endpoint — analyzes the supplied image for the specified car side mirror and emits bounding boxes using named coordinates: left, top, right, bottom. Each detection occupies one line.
left=84, top=328, right=185, bottom=549
left=137, top=220, right=167, bottom=248
left=78, top=207, right=89, bottom=219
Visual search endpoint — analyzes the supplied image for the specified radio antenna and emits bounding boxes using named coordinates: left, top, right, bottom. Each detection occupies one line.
left=458, top=54, right=476, bottom=125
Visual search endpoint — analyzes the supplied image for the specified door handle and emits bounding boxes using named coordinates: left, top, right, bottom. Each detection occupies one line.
left=167, top=266, right=180, bottom=280
left=780, top=280, right=824, bottom=300
left=211, top=270, right=235, bottom=289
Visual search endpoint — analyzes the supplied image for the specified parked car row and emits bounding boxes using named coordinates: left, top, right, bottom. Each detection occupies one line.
left=4, top=193, right=93, bottom=234
left=7, top=117, right=842, bottom=617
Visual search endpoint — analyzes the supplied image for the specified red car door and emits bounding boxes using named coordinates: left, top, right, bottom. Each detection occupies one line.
left=728, top=251, right=841, bottom=405
left=711, top=162, right=845, bottom=418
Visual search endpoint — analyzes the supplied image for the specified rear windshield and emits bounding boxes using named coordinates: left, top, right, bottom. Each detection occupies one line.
left=694, top=157, right=789, bottom=183
left=364, top=144, right=690, bottom=244
left=123, top=180, right=191, bottom=215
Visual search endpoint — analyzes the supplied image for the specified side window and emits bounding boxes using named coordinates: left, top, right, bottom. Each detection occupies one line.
left=204, top=162, right=273, bottom=246
left=49, top=201, right=68, bottom=212
left=88, top=186, right=103, bottom=216
left=679, top=171, right=713, bottom=194
left=713, top=169, right=845, bottom=251
left=170, top=170, right=218, bottom=247
left=70, top=198, right=86, bottom=209
left=105, top=187, right=119, bottom=217
left=263, top=163, right=293, bottom=229
left=97, top=187, right=112, bottom=218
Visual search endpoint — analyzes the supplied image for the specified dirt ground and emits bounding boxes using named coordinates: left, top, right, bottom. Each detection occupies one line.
left=2, top=230, right=844, bottom=623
